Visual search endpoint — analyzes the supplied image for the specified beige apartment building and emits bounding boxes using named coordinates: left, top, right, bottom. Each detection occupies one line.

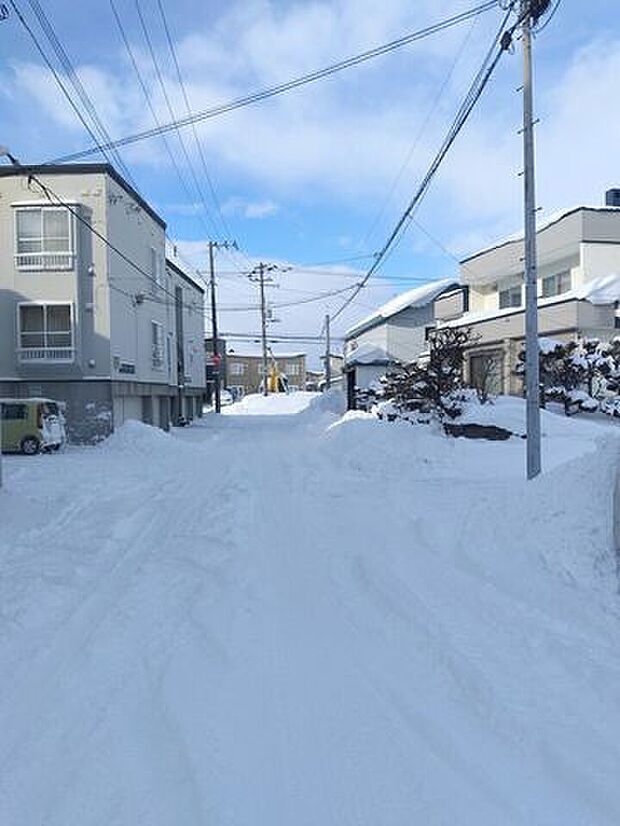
left=450, top=195, right=620, bottom=394
left=226, top=348, right=306, bottom=398
left=0, top=163, right=205, bottom=442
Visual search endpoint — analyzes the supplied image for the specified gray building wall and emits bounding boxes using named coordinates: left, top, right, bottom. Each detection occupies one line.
left=0, top=166, right=205, bottom=442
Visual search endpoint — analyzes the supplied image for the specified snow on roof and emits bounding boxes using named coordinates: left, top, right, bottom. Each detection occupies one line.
left=442, top=273, right=620, bottom=329
left=345, top=278, right=459, bottom=338
left=344, top=343, right=391, bottom=366
left=574, top=272, right=620, bottom=304
left=227, top=343, right=305, bottom=359
left=461, top=206, right=620, bottom=263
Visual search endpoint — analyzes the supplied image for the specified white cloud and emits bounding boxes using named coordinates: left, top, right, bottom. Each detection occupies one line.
left=223, top=196, right=280, bottom=219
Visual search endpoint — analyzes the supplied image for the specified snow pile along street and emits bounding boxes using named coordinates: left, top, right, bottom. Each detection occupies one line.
left=1, top=394, right=620, bottom=825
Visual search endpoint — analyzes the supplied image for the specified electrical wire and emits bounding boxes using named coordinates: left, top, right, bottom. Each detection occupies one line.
left=359, top=10, right=480, bottom=252
left=21, top=0, right=137, bottom=187
left=45, top=1, right=502, bottom=164
left=8, top=0, right=134, bottom=183
left=329, top=1, right=520, bottom=324
left=25, top=172, right=197, bottom=307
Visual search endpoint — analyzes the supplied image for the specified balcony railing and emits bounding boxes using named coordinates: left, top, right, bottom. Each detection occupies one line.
left=15, top=252, right=75, bottom=271
left=17, top=347, right=75, bottom=364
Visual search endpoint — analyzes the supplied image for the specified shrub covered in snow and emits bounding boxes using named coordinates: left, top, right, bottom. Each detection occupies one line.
left=370, top=327, right=477, bottom=424
left=516, top=336, right=620, bottom=416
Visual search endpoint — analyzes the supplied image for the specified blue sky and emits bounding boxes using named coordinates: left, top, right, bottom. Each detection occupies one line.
left=1, top=0, right=619, bottom=351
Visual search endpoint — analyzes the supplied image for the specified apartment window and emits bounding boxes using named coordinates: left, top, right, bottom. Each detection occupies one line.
left=498, top=284, right=522, bottom=309
left=230, top=362, right=245, bottom=376
left=286, top=363, right=300, bottom=376
left=542, top=270, right=571, bottom=298
left=17, top=303, right=73, bottom=362
left=150, top=247, right=164, bottom=290
left=151, top=321, right=164, bottom=369
left=15, top=207, right=73, bottom=270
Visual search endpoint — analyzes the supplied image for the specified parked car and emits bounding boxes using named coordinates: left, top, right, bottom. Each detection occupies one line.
left=220, top=388, right=234, bottom=406
left=0, top=398, right=66, bottom=455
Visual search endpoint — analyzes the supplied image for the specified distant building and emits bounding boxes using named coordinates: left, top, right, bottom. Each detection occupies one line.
left=226, top=346, right=306, bottom=397
left=0, top=163, right=205, bottom=442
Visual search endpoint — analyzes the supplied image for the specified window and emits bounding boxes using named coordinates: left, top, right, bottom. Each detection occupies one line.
left=151, top=321, right=164, bottom=369
left=150, top=247, right=164, bottom=290
left=286, top=363, right=300, bottom=376
left=15, top=207, right=73, bottom=270
left=229, top=362, right=245, bottom=376
left=1, top=403, right=27, bottom=421
left=17, top=303, right=73, bottom=362
left=542, top=270, right=571, bottom=298
left=499, top=285, right=522, bottom=309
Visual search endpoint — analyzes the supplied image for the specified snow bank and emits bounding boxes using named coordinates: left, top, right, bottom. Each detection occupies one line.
left=328, top=395, right=619, bottom=478
left=222, top=391, right=321, bottom=416
left=99, top=419, right=173, bottom=454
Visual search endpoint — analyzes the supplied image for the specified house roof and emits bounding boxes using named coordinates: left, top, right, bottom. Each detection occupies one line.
left=227, top=344, right=305, bottom=359
left=165, top=257, right=205, bottom=294
left=344, top=343, right=391, bottom=366
left=0, top=163, right=166, bottom=229
left=345, top=278, right=459, bottom=339
left=461, top=206, right=620, bottom=264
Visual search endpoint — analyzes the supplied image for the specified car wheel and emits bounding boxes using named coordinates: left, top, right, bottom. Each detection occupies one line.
left=21, top=436, right=40, bottom=455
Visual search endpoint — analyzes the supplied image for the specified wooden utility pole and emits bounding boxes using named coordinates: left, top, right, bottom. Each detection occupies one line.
left=205, top=240, right=236, bottom=413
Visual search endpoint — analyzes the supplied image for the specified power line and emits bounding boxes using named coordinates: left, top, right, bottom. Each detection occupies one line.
left=22, top=0, right=137, bottom=186
left=10, top=0, right=206, bottom=291
left=24, top=171, right=191, bottom=306
left=132, top=0, right=223, bottom=242
left=155, top=0, right=229, bottom=241
left=153, top=0, right=255, bottom=274
left=359, top=10, right=480, bottom=252
left=330, top=2, right=520, bottom=323
left=218, top=284, right=358, bottom=312
left=8, top=0, right=133, bottom=182
left=45, top=1, right=502, bottom=164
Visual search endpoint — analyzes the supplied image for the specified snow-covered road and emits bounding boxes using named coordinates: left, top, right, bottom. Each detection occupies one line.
left=1, top=393, right=620, bottom=824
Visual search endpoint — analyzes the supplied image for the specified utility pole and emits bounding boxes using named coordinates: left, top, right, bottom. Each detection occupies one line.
left=324, top=314, right=332, bottom=390
left=249, top=262, right=280, bottom=396
left=521, top=0, right=542, bottom=479
left=205, top=239, right=236, bottom=413
left=258, top=264, right=269, bottom=396
left=208, top=241, right=221, bottom=413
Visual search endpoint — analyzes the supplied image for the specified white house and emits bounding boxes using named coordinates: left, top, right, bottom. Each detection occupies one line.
left=450, top=192, right=620, bottom=394
left=343, top=278, right=465, bottom=406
